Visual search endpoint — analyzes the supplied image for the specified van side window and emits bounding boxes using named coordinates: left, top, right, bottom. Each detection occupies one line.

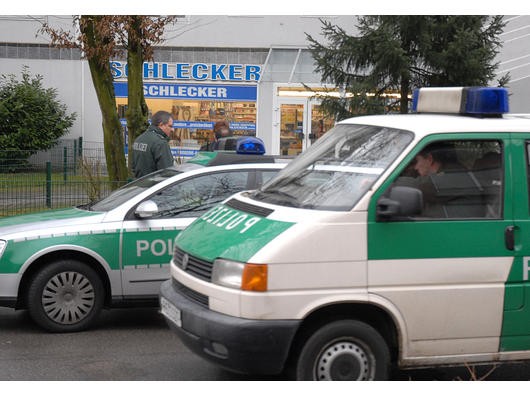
left=379, top=140, right=503, bottom=220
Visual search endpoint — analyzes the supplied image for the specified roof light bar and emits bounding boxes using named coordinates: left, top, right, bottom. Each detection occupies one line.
left=412, top=87, right=509, bottom=116
left=213, top=136, right=266, bottom=155
left=236, top=137, right=265, bottom=155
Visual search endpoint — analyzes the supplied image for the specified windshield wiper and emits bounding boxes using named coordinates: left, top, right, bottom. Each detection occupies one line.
left=254, top=188, right=300, bottom=207
left=77, top=202, right=93, bottom=210
left=156, top=198, right=226, bottom=218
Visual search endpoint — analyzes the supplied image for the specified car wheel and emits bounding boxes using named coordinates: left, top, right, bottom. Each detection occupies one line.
left=295, top=320, right=390, bottom=380
left=27, top=260, right=104, bottom=332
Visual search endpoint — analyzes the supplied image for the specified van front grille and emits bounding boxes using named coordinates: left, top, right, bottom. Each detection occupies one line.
left=173, top=247, right=213, bottom=282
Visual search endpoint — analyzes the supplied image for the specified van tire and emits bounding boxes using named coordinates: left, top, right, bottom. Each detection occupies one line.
left=26, top=260, right=104, bottom=333
left=295, top=320, right=390, bottom=380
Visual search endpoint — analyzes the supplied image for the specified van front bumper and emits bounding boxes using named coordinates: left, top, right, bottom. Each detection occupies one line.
left=159, top=279, right=300, bottom=376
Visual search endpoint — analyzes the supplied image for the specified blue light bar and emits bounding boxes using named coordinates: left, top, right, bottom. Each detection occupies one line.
left=412, top=87, right=509, bottom=116
left=236, top=137, right=265, bottom=155
left=464, top=87, right=509, bottom=115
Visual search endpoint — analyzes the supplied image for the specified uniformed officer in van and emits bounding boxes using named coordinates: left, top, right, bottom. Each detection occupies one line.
left=132, top=110, right=175, bottom=178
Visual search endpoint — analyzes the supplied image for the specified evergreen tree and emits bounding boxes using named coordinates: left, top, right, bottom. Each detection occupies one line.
left=0, top=67, right=76, bottom=168
left=307, top=16, right=508, bottom=118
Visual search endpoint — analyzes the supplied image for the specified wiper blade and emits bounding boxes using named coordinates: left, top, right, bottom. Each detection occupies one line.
left=157, top=198, right=226, bottom=217
left=259, top=188, right=297, bottom=201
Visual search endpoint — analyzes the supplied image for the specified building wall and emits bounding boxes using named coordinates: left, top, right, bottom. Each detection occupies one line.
left=496, top=15, right=530, bottom=113
left=0, top=15, right=529, bottom=154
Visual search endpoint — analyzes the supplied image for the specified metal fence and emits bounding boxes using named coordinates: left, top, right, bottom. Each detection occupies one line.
left=0, top=140, right=127, bottom=217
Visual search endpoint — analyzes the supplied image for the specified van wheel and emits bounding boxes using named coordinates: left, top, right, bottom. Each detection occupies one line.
left=26, top=260, right=104, bottom=333
left=295, top=320, right=390, bottom=380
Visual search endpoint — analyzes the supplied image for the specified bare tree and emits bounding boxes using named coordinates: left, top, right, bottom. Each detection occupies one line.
left=40, top=15, right=177, bottom=185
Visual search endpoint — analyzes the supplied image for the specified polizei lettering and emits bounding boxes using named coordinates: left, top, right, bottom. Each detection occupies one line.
left=201, top=206, right=260, bottom=233
left=136, top=238, right=175, bottom=257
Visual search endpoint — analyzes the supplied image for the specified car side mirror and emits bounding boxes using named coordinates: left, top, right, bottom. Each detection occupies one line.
left=376, top=186, right=423, bottom=221
left=135, top=200, right=159, bottom=219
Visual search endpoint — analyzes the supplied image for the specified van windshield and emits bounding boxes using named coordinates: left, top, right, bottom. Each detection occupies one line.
left=250, top=124, right=413, bottom=211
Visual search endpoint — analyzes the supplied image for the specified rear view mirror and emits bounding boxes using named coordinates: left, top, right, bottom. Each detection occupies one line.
left=376, top=186, right=423, bottom=221
left=135, top=200, right=159, bottom=219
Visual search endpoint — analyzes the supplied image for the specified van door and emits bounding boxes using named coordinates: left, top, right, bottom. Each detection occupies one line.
left=499, top=135, right=530, bottom=351
left=367, top=134, right=514, bottom=359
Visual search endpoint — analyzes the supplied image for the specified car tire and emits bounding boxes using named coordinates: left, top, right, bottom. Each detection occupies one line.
left=295, top=320, right=390, bottom=380
left=26, top=260, right=104, bottom=333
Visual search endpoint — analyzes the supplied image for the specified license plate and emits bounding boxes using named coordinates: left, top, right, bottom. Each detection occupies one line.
left=160, top=297, right=182, bottom=327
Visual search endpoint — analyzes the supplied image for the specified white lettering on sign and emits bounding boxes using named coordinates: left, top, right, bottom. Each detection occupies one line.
left=136, top=239, right=175, bottom=257
left=524, top=257, right=530, bottom=281
left=112, top=61, right=262, bottom=82
left=143, top=85, right=228, bottom=99
left=201, top=207, right=261, bottom=234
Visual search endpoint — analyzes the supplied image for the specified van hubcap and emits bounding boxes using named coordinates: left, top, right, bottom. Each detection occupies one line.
left=315, top=341, right=373, bottom=380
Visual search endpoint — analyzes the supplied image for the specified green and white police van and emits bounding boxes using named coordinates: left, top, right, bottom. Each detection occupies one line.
left=0, top=141, right=287, bottom=333
left=160, top=87, right=530, bottom=380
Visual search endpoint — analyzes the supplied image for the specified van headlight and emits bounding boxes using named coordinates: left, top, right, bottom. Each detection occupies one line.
left=0, top=240, right=7, bottom=258
left=212, top=259, right=268, bottom=292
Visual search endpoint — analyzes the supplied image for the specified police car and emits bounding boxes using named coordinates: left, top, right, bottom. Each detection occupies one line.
left=161, top=87, right=530, bottom=380
left=0, top=138, right=288, bottom=332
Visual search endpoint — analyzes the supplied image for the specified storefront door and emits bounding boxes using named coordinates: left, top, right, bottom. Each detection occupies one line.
left=277, top=97, right=334, bottom=156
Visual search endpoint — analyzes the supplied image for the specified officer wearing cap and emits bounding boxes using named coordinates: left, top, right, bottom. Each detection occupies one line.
left=132, top=110, right=175, bottom=178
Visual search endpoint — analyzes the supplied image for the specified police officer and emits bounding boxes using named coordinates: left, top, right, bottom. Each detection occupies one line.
left=132, top=110, right=175, bottom=178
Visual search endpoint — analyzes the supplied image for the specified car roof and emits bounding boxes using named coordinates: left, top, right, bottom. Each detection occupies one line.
left=186, top=151, right=292, bottom=167
left=173, top=160, right=287, bottom=175
left=339, top=113, right=530, bottom=140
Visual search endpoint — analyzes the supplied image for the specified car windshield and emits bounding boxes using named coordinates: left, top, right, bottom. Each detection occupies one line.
left=250, top=124, right=413, bottom=211
left=86, top=169, right=182, bottom=212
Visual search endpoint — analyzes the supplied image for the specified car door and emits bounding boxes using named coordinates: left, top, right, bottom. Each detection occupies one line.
left=120, top=169, right=253, bottom=297
left=367, top=133, right=515, bottom=359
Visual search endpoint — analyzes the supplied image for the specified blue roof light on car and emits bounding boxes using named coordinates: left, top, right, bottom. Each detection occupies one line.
left=412, top=87, right=509, bottom=116
left=236, top=137, right=266, bottom=155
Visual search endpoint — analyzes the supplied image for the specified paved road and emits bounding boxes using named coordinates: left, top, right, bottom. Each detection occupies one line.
left=0, top=306, right=259, bottom=381
left=1, top=306, right=529, bottom=381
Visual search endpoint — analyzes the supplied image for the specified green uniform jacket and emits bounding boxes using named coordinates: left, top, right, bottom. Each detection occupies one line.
left=131, top=126, right=175, bottom=178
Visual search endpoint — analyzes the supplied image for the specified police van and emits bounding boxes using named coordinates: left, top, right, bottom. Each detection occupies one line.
left=0, top=139, right=288, bottom=332
left=160, top=87, right=530, bottom=380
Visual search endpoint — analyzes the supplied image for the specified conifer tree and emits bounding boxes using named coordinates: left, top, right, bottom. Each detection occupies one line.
left=307, top=16, right=508, bottom=118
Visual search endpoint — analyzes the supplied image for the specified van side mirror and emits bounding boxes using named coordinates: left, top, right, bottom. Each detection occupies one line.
left=376, top=186, right=423, bottom=221
left=135, top=200, right=159, bottom=219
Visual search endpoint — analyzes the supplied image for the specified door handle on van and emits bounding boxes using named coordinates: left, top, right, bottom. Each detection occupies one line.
left=505, top=226, right=515, bottom=251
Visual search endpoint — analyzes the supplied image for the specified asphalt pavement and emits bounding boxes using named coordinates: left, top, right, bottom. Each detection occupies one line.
left=1, top=306, right=529, bottom=381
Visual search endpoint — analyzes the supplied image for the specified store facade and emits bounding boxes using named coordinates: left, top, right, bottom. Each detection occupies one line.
left=110, top=49, right=338, bottom=157
left=112, top=60, right=262, bottom=156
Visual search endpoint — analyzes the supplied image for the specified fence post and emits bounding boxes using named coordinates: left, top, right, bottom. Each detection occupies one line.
left=46, top=161, right=52, bottom=208
left=63, top=146, right=67, bottom=183
left=73, top=140, right=77, bottom=176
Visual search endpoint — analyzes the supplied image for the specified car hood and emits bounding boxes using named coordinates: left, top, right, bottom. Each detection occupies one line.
left=0, top=207, right=105, bottom=239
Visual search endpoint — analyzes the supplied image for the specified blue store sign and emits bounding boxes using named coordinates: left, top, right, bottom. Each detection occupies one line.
left=111, top=61, right=262, bottom=82
left=113, top=82, right=257, bottom=101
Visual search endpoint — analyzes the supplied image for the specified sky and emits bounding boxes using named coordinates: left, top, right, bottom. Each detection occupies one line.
left=4, top=0, right=530, bottom=16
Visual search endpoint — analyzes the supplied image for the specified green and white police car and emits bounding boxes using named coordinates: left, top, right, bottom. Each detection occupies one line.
left=0, top=142, right=287, bottom=333
left=161, top=87, right=530, bottom=380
